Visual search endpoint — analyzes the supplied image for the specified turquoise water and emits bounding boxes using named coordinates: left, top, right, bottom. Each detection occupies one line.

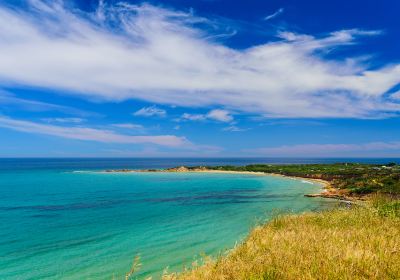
left=0, top=161, right=338, bottom=279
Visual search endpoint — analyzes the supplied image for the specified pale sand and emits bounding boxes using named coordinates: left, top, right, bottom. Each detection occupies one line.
left=133, top=169, right=332, bottom=191
left=103, top=168, right=335, bottom=198
left=180, top=169, right=331, bottom=190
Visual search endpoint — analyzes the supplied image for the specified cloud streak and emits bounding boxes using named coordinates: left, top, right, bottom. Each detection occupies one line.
left=180, top=109, right=233, bottom=122
left=222, top=125, right=248, bottom=132
left=112, top=123, right=144, bottom=129
left=264, top=8, right=284, bottom=21
left=42, top=117, right=86, bottom=123
left=0, top=116, right=188, bottom=147
left=133, top=106, right=167, bottom=117
left=0, top=1, right=399, bottom=118
left=0, top=91, right=95, bottom=116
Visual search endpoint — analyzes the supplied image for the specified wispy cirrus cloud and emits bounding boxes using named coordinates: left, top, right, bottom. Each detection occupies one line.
left=258, top=119, right=326, bottom=126
left=42, top=117, right=86, bottom=123
left=390, top=91, right=400, bottom=100
left=133, top=106, right=166, bottom=117
left=222, top=125, right=248, bottom=132
left=179, top=109, right=233, bottom=122
left=0, top=116, right=188, bottom=147
left=264, top=8, right=284, bottom=21
left=0, top=1, right=399, bottom=119
left=0, top=91, right=95, bottom=116
left=112, top=123, right=144, bottom=129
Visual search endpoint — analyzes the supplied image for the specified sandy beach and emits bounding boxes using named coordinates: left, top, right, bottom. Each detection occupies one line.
left=103, top=167, right=340, bottom=200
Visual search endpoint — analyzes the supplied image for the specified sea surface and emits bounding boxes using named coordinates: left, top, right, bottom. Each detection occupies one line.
left=0, top=158, right=396, bottom=279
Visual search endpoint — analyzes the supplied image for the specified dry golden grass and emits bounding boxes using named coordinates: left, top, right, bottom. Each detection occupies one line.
left=163, top=205, right=400, bottom=280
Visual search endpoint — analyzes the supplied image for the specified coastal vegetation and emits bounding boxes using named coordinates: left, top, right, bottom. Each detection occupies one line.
left=109, top=163, right=400, bottom=199
left=195, top=163, right=400, bottom=199
left=119, top=163, right=400, bottom=279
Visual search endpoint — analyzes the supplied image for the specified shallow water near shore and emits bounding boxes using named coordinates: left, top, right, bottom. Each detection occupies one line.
left=0, top=159, right=340, bottom=279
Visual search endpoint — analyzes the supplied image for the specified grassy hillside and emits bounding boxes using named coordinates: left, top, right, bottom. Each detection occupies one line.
left=163, top=198, right=400, bottom=280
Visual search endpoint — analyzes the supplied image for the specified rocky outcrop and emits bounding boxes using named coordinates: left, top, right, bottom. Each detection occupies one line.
left=166, top=166, right=190, bottom=172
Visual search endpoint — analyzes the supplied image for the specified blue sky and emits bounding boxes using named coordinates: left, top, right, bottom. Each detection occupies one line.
left=0, top=0, right=400, bottom=157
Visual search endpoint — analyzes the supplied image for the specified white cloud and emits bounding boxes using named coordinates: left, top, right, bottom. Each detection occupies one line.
left=42, top=117, right=85, bottom=123
left=390, top=91, right=400, bottom=100
left=207, top=109, right=233, bottom=122
left=0, top=116, right=188, bottom=147
left=222, top=125, right=248, bottom=132
left=180, top=113, right=207, bottom=121
left=259, top=120, right=325, bottom=126
left=246, top=142, right=400, bottom=157
left=112, top=123, right=144, bottom=129
left=264, top=8, right=284, bottom=21
left=0, top=2, right=399, bottom=118
left=179, top=109, right=233, bottom=122
left=133, top=106, right=166, bottom=117
left=0, top=91, right=94, bottom=116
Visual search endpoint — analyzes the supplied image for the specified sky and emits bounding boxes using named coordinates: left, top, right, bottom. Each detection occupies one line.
left=0, top=0, right=400, bottom=157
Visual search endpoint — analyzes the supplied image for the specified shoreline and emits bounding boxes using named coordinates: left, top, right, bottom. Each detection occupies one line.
left=102, top=167, right=350, bottom=202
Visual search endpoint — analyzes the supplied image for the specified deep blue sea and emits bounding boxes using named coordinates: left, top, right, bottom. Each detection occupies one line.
left=0, top=158, right=397, bottom=279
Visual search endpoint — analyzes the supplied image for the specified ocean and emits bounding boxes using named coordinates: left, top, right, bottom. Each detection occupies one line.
left=0, top=158, right=396, bottom=279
